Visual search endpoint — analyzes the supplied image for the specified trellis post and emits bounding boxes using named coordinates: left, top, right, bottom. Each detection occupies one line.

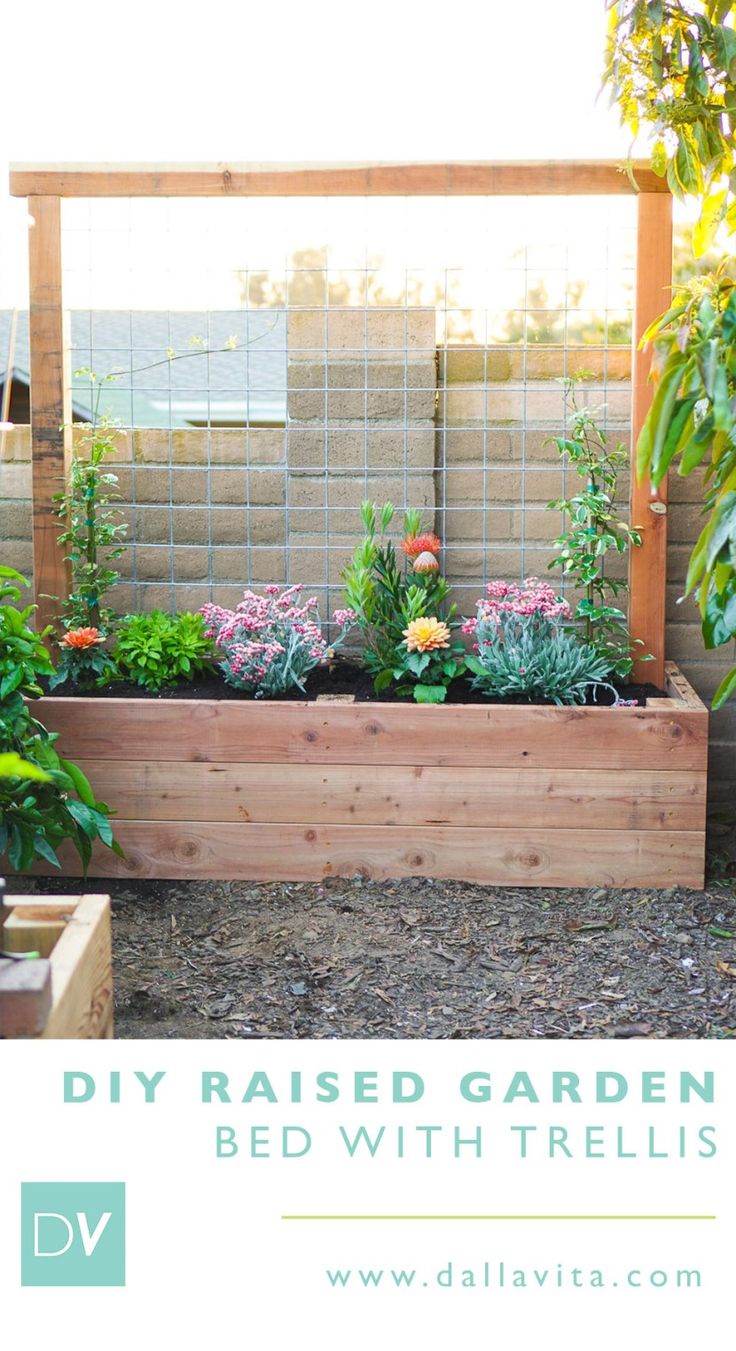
left=628, top=190, right=674, bottom=688
left=27, top=194, right=71, bottom=633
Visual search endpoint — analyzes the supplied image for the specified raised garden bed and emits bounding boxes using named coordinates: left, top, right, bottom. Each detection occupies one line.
left=32, top=662, right=708, bottom=889
left=0, top=893, right=113, bottom=1038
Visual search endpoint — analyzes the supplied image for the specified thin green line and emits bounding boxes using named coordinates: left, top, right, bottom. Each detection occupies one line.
left=282, top=1214, right=715, bottom=1222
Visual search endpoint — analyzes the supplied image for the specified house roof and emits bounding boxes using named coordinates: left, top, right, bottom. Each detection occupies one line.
left=0, top=309, right=287, bottom=427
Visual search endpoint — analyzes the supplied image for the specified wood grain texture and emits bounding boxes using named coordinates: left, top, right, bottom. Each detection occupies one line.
left=9, top=161, right=670, bottom=198
left=49, top=821, right=706, bottom=889
left=2, top=912, right=67, bottom=957
left=74, top=759, right=707, bottom=832
left=36, top=694, right=709, bottom=771
left=629, top=192, right=674, bottom=686
left=42, top=894, right=113, bottom=1039
left=0, top=958, right=52, bottom=1037
left=28, top=194, right=71, bottom=631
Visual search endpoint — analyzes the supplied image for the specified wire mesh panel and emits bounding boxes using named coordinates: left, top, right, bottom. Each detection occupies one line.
left=58, top=194, right=636, bottom=626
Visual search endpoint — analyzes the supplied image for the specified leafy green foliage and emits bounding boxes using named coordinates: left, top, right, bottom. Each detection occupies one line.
left=55, top=374, right=128, bottom=636
left=637, top=268, right=736, bottom=704
left=605, top=1, right=736, bottom=254
left=466, top=607, right=617, bottom=706
left=0, top=567, right=120, bottom=873
left=112, top=611, right=215, bottom=691
left=390, top=625, right=466, bottom=703
left=341, top=501, right=454, bottom=691
left=546, top=377, right=646, bottom=678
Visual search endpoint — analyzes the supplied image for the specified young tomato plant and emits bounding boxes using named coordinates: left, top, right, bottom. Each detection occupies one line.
left=546, top=376, right=646, bottom=679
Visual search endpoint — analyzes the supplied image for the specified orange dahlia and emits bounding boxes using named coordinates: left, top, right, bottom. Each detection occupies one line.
left=400, top=532, right=442, bottom=560
left=60, top=627, right=105, bottom=649
left=403, top=617, right=451, bottom=652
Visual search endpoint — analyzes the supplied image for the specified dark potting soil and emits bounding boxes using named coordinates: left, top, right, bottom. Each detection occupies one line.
left=43, top=658, right=665, bottom=707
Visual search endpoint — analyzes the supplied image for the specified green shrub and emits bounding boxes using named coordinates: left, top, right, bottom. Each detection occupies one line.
left=0, top=567, right=120, bottom=873
left=113, top=610, right=214, bottom=691
left=466, top=604, right=616, bottom=707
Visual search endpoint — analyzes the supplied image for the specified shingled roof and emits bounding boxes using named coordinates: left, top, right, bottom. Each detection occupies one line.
left=0, top=309, right=287, bottom=426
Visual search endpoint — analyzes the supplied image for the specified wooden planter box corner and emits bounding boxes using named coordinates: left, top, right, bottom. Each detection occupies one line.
left=0, top=894, right=113, bottom=1038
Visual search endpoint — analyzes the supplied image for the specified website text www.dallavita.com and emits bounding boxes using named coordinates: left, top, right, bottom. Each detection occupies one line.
left=324, top=1259, right=703, bottom=1292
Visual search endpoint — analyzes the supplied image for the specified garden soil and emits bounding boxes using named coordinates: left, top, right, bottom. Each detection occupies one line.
left=13, top=824, right=736, bottom=1039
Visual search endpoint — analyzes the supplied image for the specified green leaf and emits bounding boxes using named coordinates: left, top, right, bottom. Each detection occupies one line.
left=640, top=356, right=687, bottom=484
left=32, top=834, right=61, bottom=869
left=413, top=684, right=447, bottom=704
left=693, top=189, right=728, bottom=257
left=373, top=669, right=394, bottom=692
left=651, top=140, right=667, bottom=177
left=66, top=798, right=100, bottom=838
left=706, top=492, right=736, bottom=569
left=0, top=752, right=51, bottom=782
left=58, top=757, right=97, bottom=807
left=712, top=664, right=736, bottom=709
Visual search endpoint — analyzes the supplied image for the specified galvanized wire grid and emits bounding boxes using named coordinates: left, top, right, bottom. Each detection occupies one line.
left=60, top=195, right=636, bottom=625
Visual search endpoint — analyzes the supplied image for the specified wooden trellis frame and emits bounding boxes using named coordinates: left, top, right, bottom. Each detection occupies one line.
left=9, top=161, right=673, bottom=685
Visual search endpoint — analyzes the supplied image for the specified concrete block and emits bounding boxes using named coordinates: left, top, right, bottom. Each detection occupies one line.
left=288, top=389, right=327, bottom=421
left=0, top=463, right=31, bottom=499
left=250, top=548, right=286, bottom=583
left=247, top=429, right=286, bottom=465
left=288, top=310, right=327, bottom=353
left=0, top=502, right=32, bottom=537
left=248, top=509, right=286, bottom=546
left=171, top=468, right=209, bottom=505
left=210, top=468, right=248, bottom=504
left=133, top=429, right=172, bottom=464
left=288, top=429, right=327, bottom=469
left=248, top=471, right=285, bottom=506
left=170, top=508, right=210, bottom=545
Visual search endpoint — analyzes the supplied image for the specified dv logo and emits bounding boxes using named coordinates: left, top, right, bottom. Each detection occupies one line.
left=21, top=1183, right=126, bottom=1287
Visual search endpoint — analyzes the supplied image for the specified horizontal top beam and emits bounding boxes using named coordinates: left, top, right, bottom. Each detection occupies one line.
left=9, top=160, right=670, bottom=198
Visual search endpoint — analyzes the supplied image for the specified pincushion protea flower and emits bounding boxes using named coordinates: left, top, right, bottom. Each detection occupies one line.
left=59, top=627, right=105, bottom=649
left=400, top=532, right=442, bottom=559
left=412, top=550, right=440, bottom=574
left=403, top=617, right=451, bottom=652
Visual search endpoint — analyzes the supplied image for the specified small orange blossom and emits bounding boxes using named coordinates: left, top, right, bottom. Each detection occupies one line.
left=60, top=627, right=105, bottom=650
left=401, top=532, right=442, bottom=560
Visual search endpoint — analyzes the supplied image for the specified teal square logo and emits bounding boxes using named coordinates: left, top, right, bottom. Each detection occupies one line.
left=21, top=1183, right=125, bottom=1287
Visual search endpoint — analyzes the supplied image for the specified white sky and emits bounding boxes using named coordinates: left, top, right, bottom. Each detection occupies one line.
left=0, top=0, right=637, bottom=309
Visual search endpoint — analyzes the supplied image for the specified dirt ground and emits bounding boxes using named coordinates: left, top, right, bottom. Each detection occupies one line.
left=13, top=823, right=736, bottom=1040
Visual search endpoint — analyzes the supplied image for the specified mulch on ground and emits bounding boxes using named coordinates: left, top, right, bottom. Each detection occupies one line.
left=14, top=828, right=736, bottom=1039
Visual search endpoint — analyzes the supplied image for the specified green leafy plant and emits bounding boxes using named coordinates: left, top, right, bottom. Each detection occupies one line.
left=546, top=377, right=646, bottom=678
left=55, top=373, right=128, bottom=635
left=341, top=501, right=455, bottom=692
left=391, top=616, right=466, bottom=703
left=604, top=1, right=736, bottom=254
left=112, top=610, right=215, bottom=692
left=466, top=605, right=617, bottom=706
left=636, top=268, right=736, bottom=705
left=0, top=566, right=120, bottom=873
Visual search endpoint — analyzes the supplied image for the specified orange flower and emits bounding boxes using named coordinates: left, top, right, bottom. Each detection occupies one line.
left=403, top=617, right=451, bottom=652
left=401, top=532, right=442, bottom=559
left=60, top=627, right=105, bottom=650
left=412, top=550, right=440, bottom=574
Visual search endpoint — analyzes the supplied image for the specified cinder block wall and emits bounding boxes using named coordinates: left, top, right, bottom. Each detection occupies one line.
left=1, top=308, right=734, bottom=798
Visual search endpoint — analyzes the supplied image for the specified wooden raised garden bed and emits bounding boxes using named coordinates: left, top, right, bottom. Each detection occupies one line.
left=33, top=662, right=707, bottom=889
left=0, top=893, right=113, bottom=1038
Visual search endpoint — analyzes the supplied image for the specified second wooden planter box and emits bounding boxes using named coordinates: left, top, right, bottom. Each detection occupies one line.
left=33, top=661, right=708, bottom=889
